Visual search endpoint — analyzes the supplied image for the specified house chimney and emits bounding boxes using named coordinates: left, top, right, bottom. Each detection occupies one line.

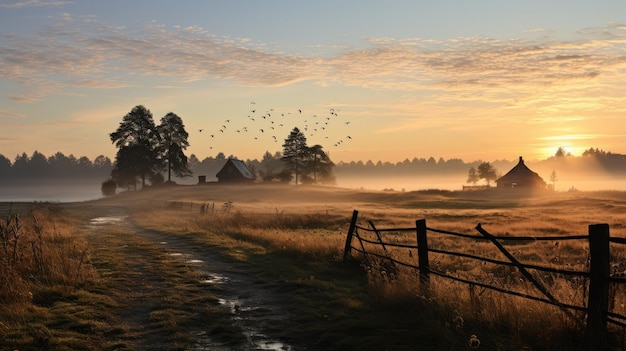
left=519, top=156, right=524, bottom=164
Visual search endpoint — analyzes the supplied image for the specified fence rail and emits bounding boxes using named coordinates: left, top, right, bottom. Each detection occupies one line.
left=343, top=210, right=625, bottom=351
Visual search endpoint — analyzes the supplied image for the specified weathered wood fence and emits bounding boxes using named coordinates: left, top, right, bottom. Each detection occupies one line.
left=164, top=200, right=234, bottom=214
left=343, top=210, right=626, bottom=351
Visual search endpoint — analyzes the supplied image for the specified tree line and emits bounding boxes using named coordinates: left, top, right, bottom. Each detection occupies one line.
left=3, top=146, right=625, bottom=185
left=0, top=151, right=112, bottom=180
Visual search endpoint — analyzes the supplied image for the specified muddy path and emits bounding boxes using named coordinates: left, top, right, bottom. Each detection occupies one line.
left=84, top=207, right=295, bottom=350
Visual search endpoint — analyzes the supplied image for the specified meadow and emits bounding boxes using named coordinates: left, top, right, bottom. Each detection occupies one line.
left=1, top=185, right=626, bottom=350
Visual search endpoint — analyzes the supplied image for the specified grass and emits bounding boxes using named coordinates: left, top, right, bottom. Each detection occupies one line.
left=124, top=185, right=626, bottom=350
left=2, top=185, right=626, bottom=350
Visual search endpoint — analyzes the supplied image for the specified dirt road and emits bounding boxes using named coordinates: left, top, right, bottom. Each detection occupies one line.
left=85, top=207, right=295, bottom=350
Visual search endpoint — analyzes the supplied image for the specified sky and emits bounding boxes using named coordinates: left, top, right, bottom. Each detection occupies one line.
left=1, top=1, right=626, bottom=164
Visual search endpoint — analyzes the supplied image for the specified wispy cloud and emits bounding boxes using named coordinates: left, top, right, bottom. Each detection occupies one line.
left=1, top=14, right=625, bottom=106
left=0, top=0, right=71, bottom=8
left=0, top=109, right=26, bottom=118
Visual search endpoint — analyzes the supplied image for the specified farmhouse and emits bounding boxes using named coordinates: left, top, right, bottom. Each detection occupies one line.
left=216, top=158, right=256, bottom=183
left=496, top=156, right=546, bottom=189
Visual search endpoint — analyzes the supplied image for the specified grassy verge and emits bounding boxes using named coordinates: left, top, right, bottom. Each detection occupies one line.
left=0, top=204, right=240, bottom=351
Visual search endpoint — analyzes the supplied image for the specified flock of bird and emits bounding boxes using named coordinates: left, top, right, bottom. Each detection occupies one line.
left=197, top=102, right=353, bottom=152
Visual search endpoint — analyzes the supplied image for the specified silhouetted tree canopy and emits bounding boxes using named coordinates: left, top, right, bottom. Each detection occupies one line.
left=304, top=144, right=335, bottom=185
left=466, top=166, right=479, bottom=185
left=281, top=127, right=308, bottom=185
left=158, top=112, right=192, bottom=182
left=110, top=105, right=161, bottom=188
left=477, top=162, right=498, bottom=186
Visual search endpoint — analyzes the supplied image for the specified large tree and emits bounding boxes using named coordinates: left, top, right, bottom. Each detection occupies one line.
left=281, top=127, right=308, bottom=185
left=157, top=112, right=192, bottom=182
left=304, top=144, right=335, bottom=185
left=110, top=105, right=161, bottom=188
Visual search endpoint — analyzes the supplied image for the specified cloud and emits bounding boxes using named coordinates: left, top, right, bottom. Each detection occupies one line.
left=0, top=0, right=71, bottom=8
left=0, top=109, right=26, bottom=118
left=1, top=15, right=626, bottom=107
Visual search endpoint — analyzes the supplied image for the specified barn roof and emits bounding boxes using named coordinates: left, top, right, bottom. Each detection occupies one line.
left=496, top=156, right=545, bottom=186
left=216, top=158, right=255, bottom=180
left=228, top=158, right=255, bottom=179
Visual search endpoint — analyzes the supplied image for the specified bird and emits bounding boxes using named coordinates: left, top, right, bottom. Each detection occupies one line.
left=199, top=129, right=204, bottom=132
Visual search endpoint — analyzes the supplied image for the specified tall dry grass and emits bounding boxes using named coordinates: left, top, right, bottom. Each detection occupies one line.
left=0, top=205, right=95, bottom=304
left=130, top=190, right=626, bottom=349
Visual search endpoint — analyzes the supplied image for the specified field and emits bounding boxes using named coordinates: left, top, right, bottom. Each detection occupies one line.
left=1, top=184, right=626, bottom=350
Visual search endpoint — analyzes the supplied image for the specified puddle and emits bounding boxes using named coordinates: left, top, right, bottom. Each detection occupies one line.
left=200, top=273, right=229, bottom=284
left=89, top=215, right=128, bottom=225
left=218, top=298, right=293, bottom=350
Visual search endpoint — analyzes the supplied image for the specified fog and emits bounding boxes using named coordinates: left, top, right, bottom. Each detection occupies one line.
left=337, top=174, right=626, bottom=192
left=0, top=179, right=104, bottom=203
left=2, top=173, right=626, bottom=204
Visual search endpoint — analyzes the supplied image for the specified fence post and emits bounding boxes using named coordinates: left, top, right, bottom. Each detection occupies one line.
left=343, top=210, right=359, bottom=261
left=586, top=223, right=609, bottom=351
left=416, top=219, right=430, bottom=295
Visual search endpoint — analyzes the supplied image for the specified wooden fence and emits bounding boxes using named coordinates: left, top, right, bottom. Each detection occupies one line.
left=343, top=210, right=626, bottom=351
left=164, top=200, right=234, bottom=214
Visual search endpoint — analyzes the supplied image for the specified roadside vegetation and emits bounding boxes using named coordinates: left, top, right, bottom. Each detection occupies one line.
left=2, top=186, right=626, bottom=350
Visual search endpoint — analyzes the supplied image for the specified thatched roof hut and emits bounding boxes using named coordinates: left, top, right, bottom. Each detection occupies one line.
left=496, top=156, right=546, bottom=189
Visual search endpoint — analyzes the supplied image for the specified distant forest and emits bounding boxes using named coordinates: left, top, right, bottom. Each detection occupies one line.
left=1, top=147, right=625, bottom=185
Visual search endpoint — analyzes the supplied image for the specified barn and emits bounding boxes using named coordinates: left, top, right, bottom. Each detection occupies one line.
left=216, top=158, right=256, bottom=183
left=496, top=156, right=546, bottom=189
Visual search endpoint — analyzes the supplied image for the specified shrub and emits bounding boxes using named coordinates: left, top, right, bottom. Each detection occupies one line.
left=101, top=179, right=117, bottom=196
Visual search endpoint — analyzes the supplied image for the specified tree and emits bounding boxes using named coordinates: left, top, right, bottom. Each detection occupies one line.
left=305, top=144, right=335, bottom=185
left=93, top=155, right=112, bottom=169
left=466, top=166, right=479, bottom=185
left=256, top=151, right=286, bottom=182
left=550, top=170, right=558, bottom=190
left=554, top=147, right=571, bottom=158
left=281, top=127, right=308, bottom=185
left=477, top=162, right=498, bottom=186
left=157, top=112, right=192, bottom=182
left=29, top=151, right=49, bottom=175
left=0, top=154, right=10, bottom=178
left=110, top=105, right=161, bottom=188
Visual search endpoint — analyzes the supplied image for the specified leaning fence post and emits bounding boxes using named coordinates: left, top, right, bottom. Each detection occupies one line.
left=343, top=210, right=359, bottom=261
left=586, top=223, right=609, bottom=351
left=416, top=219, right=430, bottom=295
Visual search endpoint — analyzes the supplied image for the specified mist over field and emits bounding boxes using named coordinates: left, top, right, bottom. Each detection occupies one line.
left=2, top=148, right=626, bottom=202
left=2, top=172, right=626, bottom=203
left=0, top=179, right=105, bottom=202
